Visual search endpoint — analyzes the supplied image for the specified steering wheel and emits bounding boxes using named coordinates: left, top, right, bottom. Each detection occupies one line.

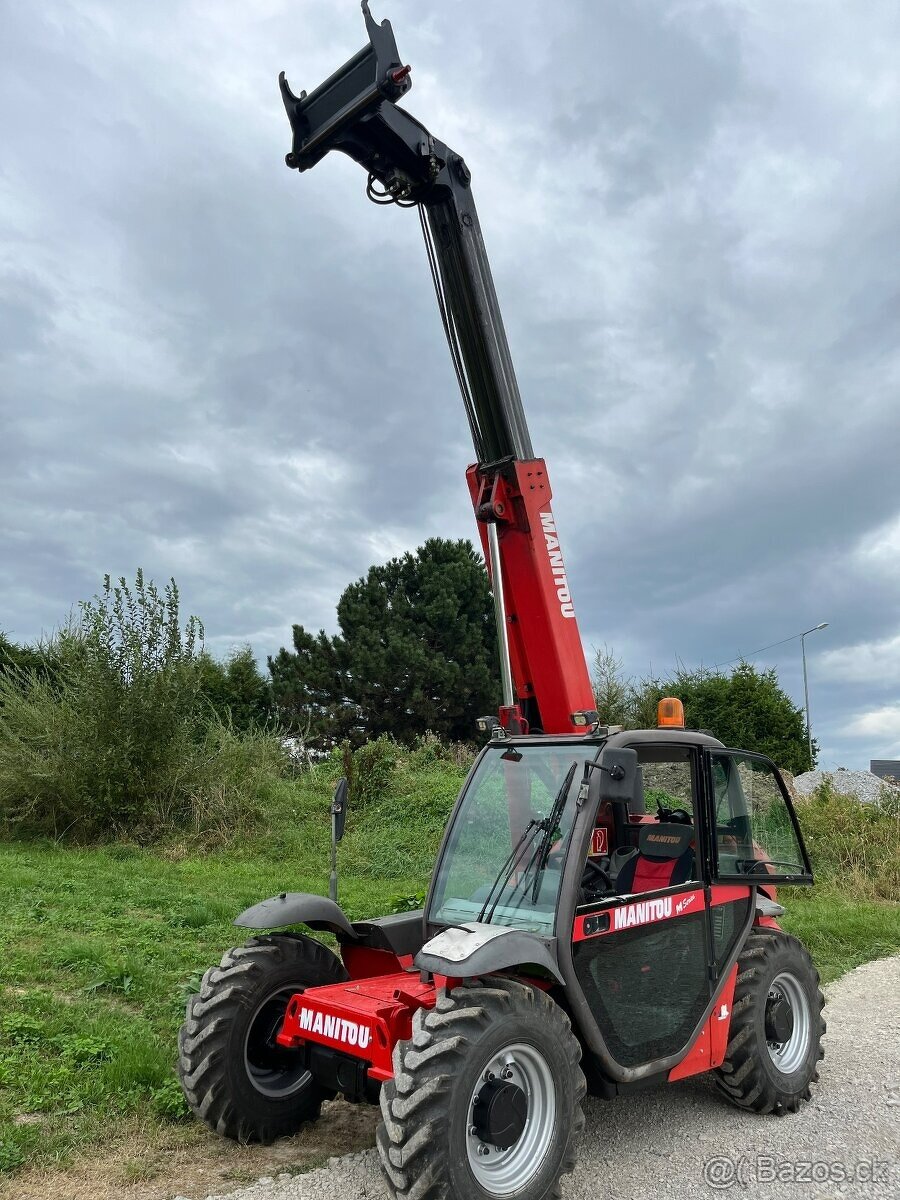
left=581, top=858, right=612, bottom=895
left=658, top=806, right=692, bottom=826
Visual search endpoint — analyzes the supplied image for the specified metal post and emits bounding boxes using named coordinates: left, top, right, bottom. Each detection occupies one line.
left=487, top=521, right=515, bottom=707
left=329, top=811, right=338, bottom=903
left=801, top=633, right=812, bottom=768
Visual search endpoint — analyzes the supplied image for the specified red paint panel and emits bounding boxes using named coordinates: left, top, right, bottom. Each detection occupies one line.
left=340, top=943, right=412, bottom=979
left=710, top=884, right=752, bottom=906
left=276, top=972, right=436, bottom=1081
left=668, top=962, right=739, bottom=1081
left=709, top=963, right=739, bottom=1067
left=668, top=1023, right=711, bottom=1081
left=467, top=459, right=595, bottom=735
left=573, top=887, right=705, bottom=942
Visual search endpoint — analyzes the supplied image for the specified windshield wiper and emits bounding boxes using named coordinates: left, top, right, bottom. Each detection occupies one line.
left=477, top=818, right=542, bottom=924
left=530, top=761, right=578, bottom=903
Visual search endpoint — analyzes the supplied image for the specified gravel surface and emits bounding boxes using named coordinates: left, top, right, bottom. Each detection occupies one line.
left=195, top=955, right=900, bottom=1200
left=794, top=768, right=898, bottom=805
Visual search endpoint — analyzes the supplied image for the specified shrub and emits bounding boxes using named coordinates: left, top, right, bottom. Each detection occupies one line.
left=795, top=782, right=900, bottom=901
left=408, top=731, right=474, bottom=770
left=351, top=735, right=398, bottom=809
left=0, top=572, right=285, bottom=842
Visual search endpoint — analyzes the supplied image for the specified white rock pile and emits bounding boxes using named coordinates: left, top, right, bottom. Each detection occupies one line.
left=794, top=766, right=898, bottom=805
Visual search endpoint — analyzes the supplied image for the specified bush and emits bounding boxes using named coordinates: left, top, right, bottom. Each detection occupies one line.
left=592, top=649, right=813, bottom=773
left=0, top=572, right=284, bottom=842
left=351, top=735, right=398, bottom=809
left=795, top=782, right=900, bottom=901
left=407, top=731, right=474, bottom=770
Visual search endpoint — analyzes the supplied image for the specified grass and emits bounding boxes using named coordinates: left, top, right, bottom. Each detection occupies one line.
left=780, top=885, right=900, bottom=983
left=0, top=754, right=896, bottom=1182
left=0, top=753, right=467, bottom=1179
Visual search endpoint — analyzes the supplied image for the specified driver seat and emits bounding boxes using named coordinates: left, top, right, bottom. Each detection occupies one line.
left=616, top=822, right=695, bottom=894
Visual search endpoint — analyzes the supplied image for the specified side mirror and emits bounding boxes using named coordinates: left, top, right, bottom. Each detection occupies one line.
left=331, top=777, right=349, bottom=842
left=591, top=747, right=638, bottom=804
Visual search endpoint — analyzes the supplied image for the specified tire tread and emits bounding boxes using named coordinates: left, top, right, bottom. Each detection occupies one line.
left=377, top=977, right=585, bottom=1200
left=714, top=931, right=825, bottom=1116
left=177, top=934, right=346, bottom=1143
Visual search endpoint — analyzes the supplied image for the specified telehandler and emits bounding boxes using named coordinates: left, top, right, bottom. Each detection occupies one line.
left=179, top=8, right=824, bottom=1198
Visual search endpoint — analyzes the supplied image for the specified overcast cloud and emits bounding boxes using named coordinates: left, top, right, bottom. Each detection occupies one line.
left=1, top=0, right=899, bottom=769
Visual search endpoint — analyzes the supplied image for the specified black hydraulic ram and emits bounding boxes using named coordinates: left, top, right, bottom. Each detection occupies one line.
left=279, top=1, right=533, bottom=466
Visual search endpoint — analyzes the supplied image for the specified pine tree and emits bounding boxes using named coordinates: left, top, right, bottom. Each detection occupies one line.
left=270, top=539, right=498, bottom=746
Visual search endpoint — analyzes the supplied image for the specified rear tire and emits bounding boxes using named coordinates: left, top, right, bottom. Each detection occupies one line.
left=178, top=934, right=348, bottom=1143
left=716, top=930, right=825, bottom=1115
left=377, top=977, right=585, bottom=1200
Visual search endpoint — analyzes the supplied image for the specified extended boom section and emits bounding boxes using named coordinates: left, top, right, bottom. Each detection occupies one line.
left=281, top=2, right=596, bottom=734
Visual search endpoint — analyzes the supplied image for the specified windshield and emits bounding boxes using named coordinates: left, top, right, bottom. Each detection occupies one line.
left=428, top=744, right=585, bottom=935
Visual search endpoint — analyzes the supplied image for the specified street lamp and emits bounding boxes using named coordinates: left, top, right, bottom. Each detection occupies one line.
left=800, top=623, right=829, bottom=768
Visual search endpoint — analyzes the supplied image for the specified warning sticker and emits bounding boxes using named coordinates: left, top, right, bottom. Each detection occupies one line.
left=590, top=827, right=608, bottom=856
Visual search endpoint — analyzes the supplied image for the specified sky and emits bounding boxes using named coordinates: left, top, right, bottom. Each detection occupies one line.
left=1, top=0, right=898, bottom=770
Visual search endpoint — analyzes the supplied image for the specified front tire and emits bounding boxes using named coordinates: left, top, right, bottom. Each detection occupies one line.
left=377, top=977, right=585, bottom=1200
left=178, top=934, right=348, bottom=1143
left=716, top=930, right=825, bottom=1115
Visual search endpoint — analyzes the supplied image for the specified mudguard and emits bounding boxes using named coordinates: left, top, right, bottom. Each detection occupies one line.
left=414, top=922, right=563, bottom=984
left=234, top=892, right=356, bottom=939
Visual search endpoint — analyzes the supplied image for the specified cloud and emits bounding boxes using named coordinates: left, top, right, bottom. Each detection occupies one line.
left=845, top=705, right=900, bottom=755
left=820, top=633, right=900, bottom=686
left=1, top=0, right=899, bottom=770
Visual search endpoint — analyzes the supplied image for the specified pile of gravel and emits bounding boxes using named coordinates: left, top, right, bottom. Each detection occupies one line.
left=794, top=766, right=898, bottom=805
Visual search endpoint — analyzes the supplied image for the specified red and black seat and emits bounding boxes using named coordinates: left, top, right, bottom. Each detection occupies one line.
left=615, top=822, right=695, bottom=894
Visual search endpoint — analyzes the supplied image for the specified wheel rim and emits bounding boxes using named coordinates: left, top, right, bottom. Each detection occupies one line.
left=243, top=986, right=312, bottom=1099
left=466, top=1042, right=556, bottom=1195
left=765, top=971, right=811, bottom=1075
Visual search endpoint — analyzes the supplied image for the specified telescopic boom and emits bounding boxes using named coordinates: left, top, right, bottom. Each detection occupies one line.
left=281, top=3, right=597, bottom=735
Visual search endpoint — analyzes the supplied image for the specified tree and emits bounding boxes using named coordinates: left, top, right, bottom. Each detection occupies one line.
left=592, top=654, right=814, bottom=774
left=591, top=645, right=632, bottom=728
left=269, top=538, right=498, bottom=746
left=199, top=646, right=274, bottom=731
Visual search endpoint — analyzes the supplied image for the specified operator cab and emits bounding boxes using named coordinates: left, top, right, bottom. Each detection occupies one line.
left=425, top=728, right=716, bottom=938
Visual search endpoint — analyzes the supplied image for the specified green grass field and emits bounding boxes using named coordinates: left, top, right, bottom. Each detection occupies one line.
left=0, top=758, right=897, bottom=1182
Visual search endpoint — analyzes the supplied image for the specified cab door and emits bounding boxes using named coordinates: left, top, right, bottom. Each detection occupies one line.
left=706, top=750, right=813, bottom=887
left=571, top=742, right=713, bottom=1071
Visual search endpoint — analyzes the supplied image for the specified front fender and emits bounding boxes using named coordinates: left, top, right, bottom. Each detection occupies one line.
left=234, top=892, right=356, bottom=939
left=414, top=922, right=563, bottom=984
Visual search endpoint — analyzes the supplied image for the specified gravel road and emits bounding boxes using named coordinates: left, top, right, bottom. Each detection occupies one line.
left=197, top=955, right=900, bottom=1200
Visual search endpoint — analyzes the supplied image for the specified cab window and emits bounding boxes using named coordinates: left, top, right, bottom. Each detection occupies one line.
left=710, top=752, right=812, bottom=883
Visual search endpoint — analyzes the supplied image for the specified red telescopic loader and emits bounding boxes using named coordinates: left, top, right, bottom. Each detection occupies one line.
left=179, top=9, right=825, bottom=1198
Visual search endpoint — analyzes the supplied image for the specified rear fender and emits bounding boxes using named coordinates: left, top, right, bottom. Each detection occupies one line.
left=414, top=922, right=562, bottom=984
left=235, top=892, right=356, bottom=939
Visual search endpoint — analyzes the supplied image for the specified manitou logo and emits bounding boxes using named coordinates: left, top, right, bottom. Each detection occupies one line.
left=613, top=896, right=673, bottom=931
left=540, top=512, right=576, bottom=619
left=298, top=1008, right=372, bottom=1050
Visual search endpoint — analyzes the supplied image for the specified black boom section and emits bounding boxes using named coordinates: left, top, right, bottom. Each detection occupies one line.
left=279, top=2, right=533, bottom=466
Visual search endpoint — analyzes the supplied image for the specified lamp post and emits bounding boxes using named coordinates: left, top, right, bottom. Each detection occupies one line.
left=800, top=623, right=829, bottom=768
